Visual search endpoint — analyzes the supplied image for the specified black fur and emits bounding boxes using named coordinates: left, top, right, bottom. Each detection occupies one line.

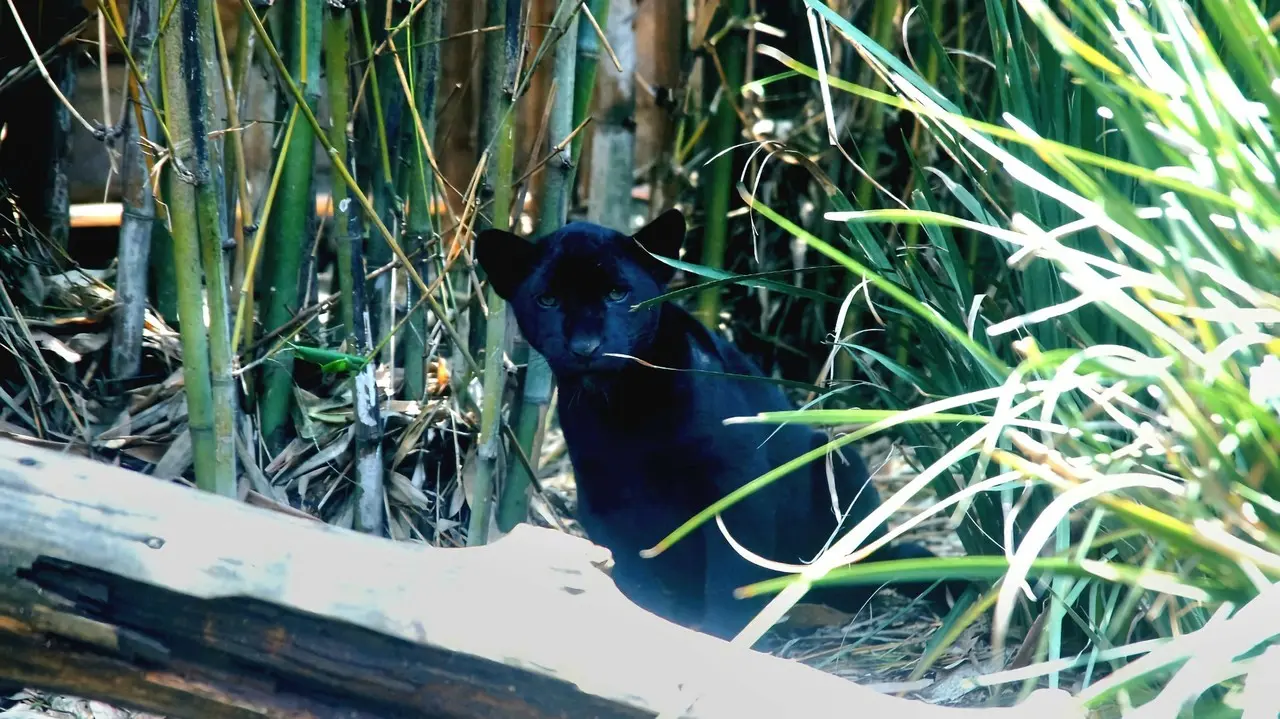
left=476, top=210, right=952, bottom=639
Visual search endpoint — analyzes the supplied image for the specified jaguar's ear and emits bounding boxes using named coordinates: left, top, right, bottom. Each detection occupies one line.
left=475, top=228, right=539, bottom=300
left=630, top=208, right=685, bottom=285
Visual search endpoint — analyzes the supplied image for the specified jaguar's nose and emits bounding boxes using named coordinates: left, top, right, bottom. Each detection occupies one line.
left=570, top=336, right=602, bottom=360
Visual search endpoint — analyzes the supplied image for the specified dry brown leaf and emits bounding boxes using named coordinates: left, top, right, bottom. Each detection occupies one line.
left=328, top=496, right=355, bottom=529
left=166, top=395, right=187, bottom=423
left=434, top=517, right=461, bottom=538
left=0, top=710, right=55, bottom=719
left=388, top=470, right=431, bottom=510
left=66, top=331, right=109, bottom=354
left=389, top=509, right=412, bottom=541
left=153, top=428, right=193, bottom=478
left=777, top=603, right=859, bottom=630
left=293, top=464, right=329, bottom=502
left=120, top=442, right=169, bottom=465
left=283, top=425, right=353, bottom=483
left=29, top=330, right=82, bottom=363
left=0, top=419, right=31, bottom=436
left=244, top=489, right=320, bottom=522
left=391, top=410, right=430, bottom=469
left=126, top=368, right=184, bottom=414
left=458, top=444, right=477, bottom=515
left=96, top=409, right=132, bottom=443
left=264, top=435, right=313, bottom=477
left=0, top=431, right=92, bottom=456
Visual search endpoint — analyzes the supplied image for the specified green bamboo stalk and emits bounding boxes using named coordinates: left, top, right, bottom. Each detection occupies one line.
left=231, top=6, right=254, bottom=108
left=110, top=0, right=159, bottom=382
left=476, top=0, right=511, bottom=230
left=149, top=210, right=178, bottom=324
left=536, top=14, right=580, bottom=234
left=158, top=10, right=226, bottom=494
left=469, top=0, right=522, bottom=547
left=495, top=3, right=584, bottom=533
left=356, top=2, right=395, bottom=188
left=357, top=0, right=399, bottom=368
left=696, top=0, right=746, bottom=328
left=258, top=0, right=322, bottom=452
left=401, top=0, right=444, bottom=402
left=568, top=0, right=609, bottom=180
left=326, top=7, right=358, bottom=343
left=326, top=3, right=385, bottom=536
left=190, top=0, right=240, bottom=495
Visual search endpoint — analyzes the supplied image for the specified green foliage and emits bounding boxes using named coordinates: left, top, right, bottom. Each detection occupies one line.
left=630, top=0, right=1280, bottom=709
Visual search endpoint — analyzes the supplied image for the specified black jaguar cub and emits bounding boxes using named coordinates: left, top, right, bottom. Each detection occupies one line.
left=476, top=209, right=949, bottom=639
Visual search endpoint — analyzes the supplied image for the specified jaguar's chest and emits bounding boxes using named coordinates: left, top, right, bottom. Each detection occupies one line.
left=559, top=394, right=760, bottom=510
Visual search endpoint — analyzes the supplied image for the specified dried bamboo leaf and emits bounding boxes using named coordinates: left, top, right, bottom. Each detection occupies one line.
left=66, top=332, right=109, bottom=354
left=29, top=331, right=82, bottom=363
left=283, top=425, right=353, bottom=483
left=264, top=436, right=309, bottom=477
left=152, top=427, right=193, bottom=479
left=388, top=470, right=431, bottom=511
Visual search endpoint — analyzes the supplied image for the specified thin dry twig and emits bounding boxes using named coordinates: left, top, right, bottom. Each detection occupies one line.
left=578, top=0, right=622, bottom=72
left=513, top=115, right=594, bottom=188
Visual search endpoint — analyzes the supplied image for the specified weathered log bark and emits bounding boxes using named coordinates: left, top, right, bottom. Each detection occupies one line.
left=0, top=439, right=1081, bottom=719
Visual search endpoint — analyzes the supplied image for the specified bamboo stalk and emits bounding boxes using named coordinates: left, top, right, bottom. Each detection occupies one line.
left=696, top=0, right=746, bottom=328
left=586, top=0, right=633, bottom=233
left=193, top=0, right=240, bottom=495
left=160, top=0, right=242, bottom=495
left=258, top=0, right=322, bottom=452
left=495, top=1, right=583, bottom=533
left=327, top=9, right=358, bottom=344
left=476, top=0, right=511, bottom=231
left=148, top=208, right=179, bottom=324
left=158, top=10, right=225, bottom=494
left=401, top=0, right=445, bottom=403
left=325, top=3, right=384, bottom=537
left=47, top=52, right=77, bottom=250
left=356, top=0, right=399, bottom=370
left=638, top=0, right=683, bottom=215
left=110, top=0, right=160, bottom=382
left=469, top=0, right=523, bottom=547
left=535, top=10, right=580, bottom=235
left=568, top=0, right=609, bottom=189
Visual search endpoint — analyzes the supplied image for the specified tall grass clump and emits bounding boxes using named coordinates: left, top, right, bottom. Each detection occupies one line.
left=644, top=0, right=1280, bottom=711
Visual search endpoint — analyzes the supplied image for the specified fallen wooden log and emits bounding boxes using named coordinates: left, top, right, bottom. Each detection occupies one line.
left=0, top=439, right=1081, bottom=718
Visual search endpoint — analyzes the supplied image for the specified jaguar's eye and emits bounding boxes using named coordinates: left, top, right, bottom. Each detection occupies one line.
left=606, top=287, right=629, bottom=303
left=536, top=294, right=559, bottom=308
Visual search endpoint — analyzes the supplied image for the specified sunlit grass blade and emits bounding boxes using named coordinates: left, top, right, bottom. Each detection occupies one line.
left=632, top=253, right=842, bottom=308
